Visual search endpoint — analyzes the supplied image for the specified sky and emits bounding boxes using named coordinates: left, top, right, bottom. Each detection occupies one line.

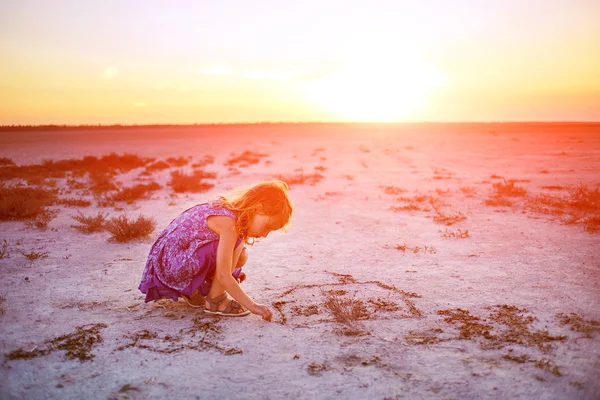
left=0, top=0, right=599, bottom=124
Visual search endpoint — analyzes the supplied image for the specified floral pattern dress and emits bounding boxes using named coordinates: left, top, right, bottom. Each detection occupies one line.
left=139, top=202, right=241, bottom=302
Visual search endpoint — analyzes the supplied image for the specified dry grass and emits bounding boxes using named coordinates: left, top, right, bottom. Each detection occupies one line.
left=322, top=289, right=370, bottom=336
left=225, top=150, right=268, bottom=167
left=71, top=211, right=108, bottom=233
left=0, top=185, right=57, bottom=221
left=191, top=155, right=214, bottom=168
left=541, top=185, right=564, bottom=191
left=390, top=194, right=435, bottom=213
left=0, top=153, right=149, bottom=184
left=24, top=208, right=59, bottom=229
left=145, top=160, right=170, bottom=172
left=380, top=185, right=408, bottom=195
left=459, top=186, right=477, bottom=197
left=0, top=157, right=15, bottom=166
left=169, top=170, right=215, bottom=193
left=105, top=214, right=156, bottom=242
left=432, top=209, right=467, bottom=226
left=484, top=196, right=514, bottom=207
left=440, top=228, right=470, bottom=239
left=394, top=244, right=436, bottom=254
left=492, top=180, right=527, bottom=197
left=57, top=198, right=92, bottom=207
left=0, top=240, right=9, bottom=259
left=109, top=182, right=161, bottom=204
left=307, top=362, right=331, bottom=376
left=89, top=171, right=119, bottom=195
left=438, top=305, right=567, bottom=353
left=276, top=172, right=324, bottom=186
left=5, top=323, right=107, bottom=362
left=18, top=249, right=50, bottom=261
left=437, top=308, right=494, bottom=340
left=527, top=183, right=600, bottom=232
left=165, top=156, right=189, bottom=167
left=556, top=312, right=600, bottom=338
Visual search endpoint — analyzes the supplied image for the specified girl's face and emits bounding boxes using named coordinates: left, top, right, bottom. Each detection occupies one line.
left=247, top=213, right=284, bottom=239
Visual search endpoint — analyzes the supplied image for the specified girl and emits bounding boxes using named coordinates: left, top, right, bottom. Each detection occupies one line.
left=139, top=180, right=293, bottom=321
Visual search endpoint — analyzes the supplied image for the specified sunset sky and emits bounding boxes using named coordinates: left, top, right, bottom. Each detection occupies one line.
left=1, top=0, right=599, bottom=124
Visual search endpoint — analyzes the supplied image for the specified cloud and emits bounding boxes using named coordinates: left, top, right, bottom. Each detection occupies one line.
left=133, top=102, right=147, bottom=108
left=101, top=66, right=119, bottom=80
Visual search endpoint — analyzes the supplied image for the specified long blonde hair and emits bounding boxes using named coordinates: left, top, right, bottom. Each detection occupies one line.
left=213, top=180, right=293, bottom=243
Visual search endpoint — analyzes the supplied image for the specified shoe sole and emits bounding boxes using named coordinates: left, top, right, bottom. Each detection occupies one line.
left=182, top=296, right=205, bottom=308
left=204, top=309, right=251, bottom=317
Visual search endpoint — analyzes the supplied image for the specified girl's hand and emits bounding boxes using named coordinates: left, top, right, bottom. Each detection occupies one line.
left=237, top=271, right=247, bottom=284
left=251, top=303, right=272, bottom=321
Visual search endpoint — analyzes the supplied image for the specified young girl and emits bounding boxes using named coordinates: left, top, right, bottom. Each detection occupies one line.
left=139, top=180, right=293, bottom=321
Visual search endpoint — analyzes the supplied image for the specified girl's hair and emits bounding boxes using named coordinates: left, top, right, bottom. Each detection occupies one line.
left=213, top=180, right=293, bottom=243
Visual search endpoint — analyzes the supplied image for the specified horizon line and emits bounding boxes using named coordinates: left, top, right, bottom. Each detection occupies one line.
left=2, top=121, right=600, bottom=129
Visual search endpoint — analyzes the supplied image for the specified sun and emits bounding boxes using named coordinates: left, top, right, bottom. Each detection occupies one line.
left=305, top=42, right=447, bottom=122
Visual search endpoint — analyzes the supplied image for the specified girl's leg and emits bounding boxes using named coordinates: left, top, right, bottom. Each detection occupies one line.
left=206, top=244, right=248, bottom=311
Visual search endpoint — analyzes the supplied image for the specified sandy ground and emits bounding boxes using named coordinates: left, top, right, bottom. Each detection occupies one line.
left=0, top=123, right=599, bottom=400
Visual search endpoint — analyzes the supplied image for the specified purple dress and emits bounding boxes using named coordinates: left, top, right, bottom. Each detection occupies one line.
left=139, top=202, right=242, bottom=303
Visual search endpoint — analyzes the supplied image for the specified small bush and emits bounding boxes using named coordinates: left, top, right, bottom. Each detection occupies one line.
left=0, top=153, right=149, bottom=184
left=322, top=289, right=369, bottom=335
left=526, top=184, right=600, bottom=233
left=584, top=216, right=600, bottom=233
left=19, top=249, right=49, bottom=261
left=25, top=208, right=59, bottom=229
left=145, top=160, right=170, bottom=172
left=432, top=206, right=466, bottom=226
left=105, top=214, right=156, bottom=242
left=0, top=240, right=9, bottom=259
left=493, top=180, right=527, bottom=197
left=380, top=185, right=407, bottom=195
left=0, top=157, right=15, bottom=166
left=567, top=183, right=599, bottom=214
left=89, top=171, right=119, bottom=195
left=541, top=185, right=564, bottom=191
left=71, top=211, right=108, bottom=233
left=460, top=186, right=477, bottom=197
left=485, top=196, right=514, bottom=207
left=276, top=172, right=324, bottom=186
left=166, top=156, right=189, bottom=167
left=169, top=170, right=215, bottom=193
left=0, top=186, right=57, bottom=220
left=109, top=182, right=161, bottom=204
left=57, top=198, right=92, bottom=207
left=191, top=155, right=214, bottom=168
left=225, top=151, right=267, bottom=167
left=440, top=228, right=470, bottom=239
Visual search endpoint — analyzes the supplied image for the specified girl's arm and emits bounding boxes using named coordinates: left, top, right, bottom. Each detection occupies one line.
left=209, top=216, right=271, bottom=320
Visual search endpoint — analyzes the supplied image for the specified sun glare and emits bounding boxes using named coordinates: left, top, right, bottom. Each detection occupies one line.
left=305, top=39, right=448, bottom=122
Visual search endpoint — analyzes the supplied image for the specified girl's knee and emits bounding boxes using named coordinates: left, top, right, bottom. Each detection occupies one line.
left=236, top=247, right=248, bottom=268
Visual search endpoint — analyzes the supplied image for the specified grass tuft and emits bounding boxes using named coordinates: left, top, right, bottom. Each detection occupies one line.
left=105, top=214, right=156, bottom=242
left=322, top=289, right=369, bottom=335
left=71, top=211, right=108, bottom=233
left=493, top=180, right=527, bottom=197
left=109, top=182, right=161, bottom=203
left=24, top=208, right=59, bottom=229
left=0, top=240, right=9, bottom=259
left=57, top=198, right=92, bottom=207
left=0, top=185, right=57, bottom=220
left=526, top=183, right=600, bottom=232
left=0, top=157, right=15, bottom=166
left=169, top=170, right=215, bottom=193
left=18, top=249, right=50, bottom=261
